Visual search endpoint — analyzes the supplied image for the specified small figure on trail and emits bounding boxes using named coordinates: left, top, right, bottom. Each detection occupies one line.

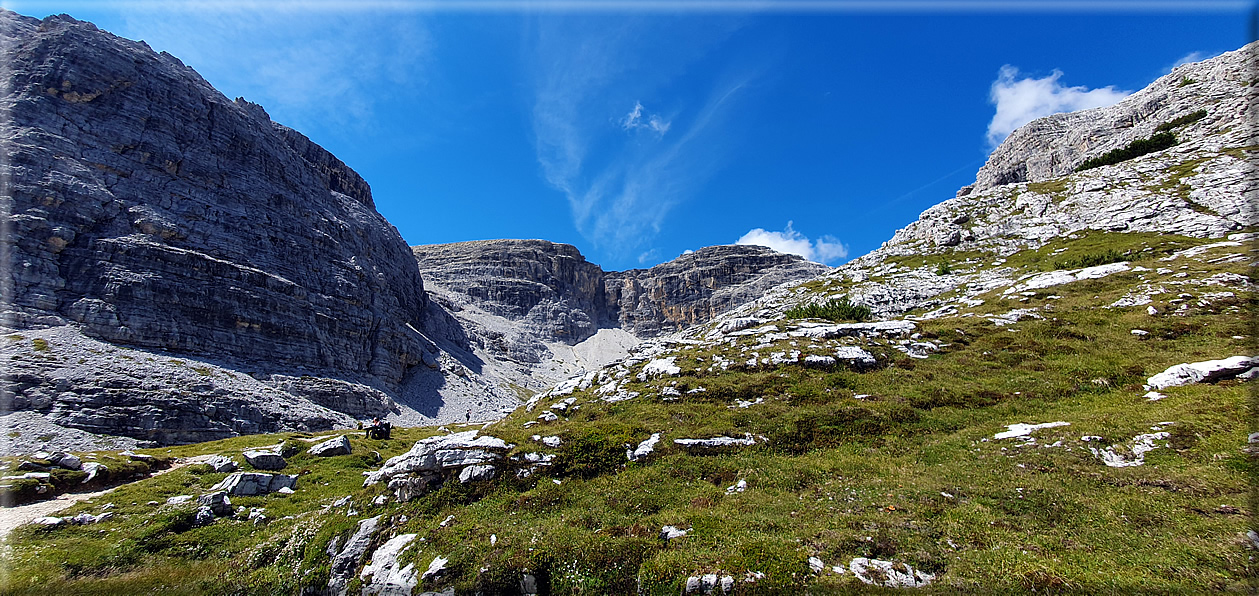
left=465, top=409, right=471, bottom=423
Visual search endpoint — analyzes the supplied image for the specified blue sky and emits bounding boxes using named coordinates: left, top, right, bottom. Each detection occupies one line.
left=4, top=1, right=1253, bottom=270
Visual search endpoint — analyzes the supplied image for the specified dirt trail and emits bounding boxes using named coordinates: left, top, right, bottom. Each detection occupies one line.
left=0, top=455, right=215, bottom=542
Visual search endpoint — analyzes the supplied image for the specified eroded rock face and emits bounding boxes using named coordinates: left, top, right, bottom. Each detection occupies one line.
left=973, top=42, right=1256, bottom=193
left=606, top=245, right=831, bottom=337
left=414, top=240, right=609, bottom=345
left=1, top=14, right=430, bottom=385
left=0, top=11, right=454, bottom=445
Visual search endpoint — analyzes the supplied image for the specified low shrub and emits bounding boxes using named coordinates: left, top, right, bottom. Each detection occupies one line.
left=783, top=297, right=871, bottom=322
left=1052, top=248, right=1127, bottom=270
left=1075, top=132, right=1177, bottom=172
left=1155, top=109, right=1207, bottom=132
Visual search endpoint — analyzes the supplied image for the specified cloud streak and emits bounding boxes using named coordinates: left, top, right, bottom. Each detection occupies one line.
left=529, top=18, right=746, bottom=260
left=986, top=66, right=1128, bottom=148
left=736, top=221, right=847, bottom=264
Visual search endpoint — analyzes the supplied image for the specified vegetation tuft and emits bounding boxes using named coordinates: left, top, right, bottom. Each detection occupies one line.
left=1155, top=109, right=1207, bottom=132
left=1052, top=248, right=1128, bottom=270
left=1075, top=132, right=1177, bottom=172
left=783, top=297, right=871, bottom=322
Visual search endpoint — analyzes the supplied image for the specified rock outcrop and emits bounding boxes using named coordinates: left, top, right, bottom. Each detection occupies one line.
left=606, top=244, right=831, bottom=336
left=972, top=43, right=1256, bottom=192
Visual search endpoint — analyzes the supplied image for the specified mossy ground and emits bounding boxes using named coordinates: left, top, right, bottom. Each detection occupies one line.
left=1, top=232, right=1254, bottom=594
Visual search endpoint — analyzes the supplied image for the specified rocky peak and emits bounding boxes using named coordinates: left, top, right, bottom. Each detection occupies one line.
left=972, top=41, right=1256, bottom=192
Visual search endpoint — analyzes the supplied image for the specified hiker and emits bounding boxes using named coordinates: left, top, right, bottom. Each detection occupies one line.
left=366, top=417, right=391, bottom=440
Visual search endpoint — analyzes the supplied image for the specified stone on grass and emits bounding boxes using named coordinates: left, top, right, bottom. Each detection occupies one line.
left=197, top=491, right=233, bottom=516
left=1146, top=356, right=1257, bottom=390
left=167, top=495, right=194, bottom=505
left=458, top=464, right=496, bottom=483
left=848, top=557, right=934, bottom=588
left=204, top=455, right=238, bottom=473
left=673, top=434, right=759, bottom=450
left=660, top=525, right=688, bottom=541
left=309, top=435, right=352, bottom=457
left=56, top=453, right=82, bottom=470
left=627, top=433, right=661, bottom=462
left=210, top=472, right=298, bottom=496
left=359, top=534, right=422, bottom=594
left=993, top=421, right=1069, bottom=440
left=81, top=462, right=106, bottom=483
left=327, top=516, right=381, bottom=595
left=243, top=450, right=287, bottom=470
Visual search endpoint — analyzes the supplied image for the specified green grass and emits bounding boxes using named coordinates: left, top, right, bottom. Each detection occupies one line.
left=1, top=231, right=1252, bottom=594
left=1025, top=178, right=1068, bottom=195
left=31, top=338, right=50, bottom=352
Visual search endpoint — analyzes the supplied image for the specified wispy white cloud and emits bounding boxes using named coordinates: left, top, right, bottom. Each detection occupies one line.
left=986, top=66, right=1129, bottom=148
left=529, top=18, right=746, bottom=259
left=621, top=101, right=671, bottom=135
left=736, top=221, right=847, bottom=264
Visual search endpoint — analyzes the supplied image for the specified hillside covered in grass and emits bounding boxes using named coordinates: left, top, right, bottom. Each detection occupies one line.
left=3, top=224, right=1254, bottom=594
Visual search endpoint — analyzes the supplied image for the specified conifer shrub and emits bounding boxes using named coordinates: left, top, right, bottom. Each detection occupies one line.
left=1155, top=109, right=1207, bottom=132
left=783, top=296, right=871, bottom=322
left=1052, top=248, right=1127, bottom=270
left=1075, top=132, right=1177, bottom=172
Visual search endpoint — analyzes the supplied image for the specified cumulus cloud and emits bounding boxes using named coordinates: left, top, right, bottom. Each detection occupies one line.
left=735, top=221, right=847, bottom=264
left=986, top=66, right=1129, bottom=148
left=621, top=101, right=672, bottom=135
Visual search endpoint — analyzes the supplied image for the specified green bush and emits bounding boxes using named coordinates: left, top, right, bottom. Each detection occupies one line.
left=1155, top=109, right=1206, bottom=132
left=1075, top=132, right=1177, bottom=172
left=935, top=261, right=952, bottom=276
left=552, top=426, right=638, bottom=479
left=1052, top=248, right=1127, bottom=270
left=783, top=297, right=871, bottom=322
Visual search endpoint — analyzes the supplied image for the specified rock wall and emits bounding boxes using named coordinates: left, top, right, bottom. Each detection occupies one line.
left=413, top=240, right=608, bottom=344
left=413, top=240, right=831, bottom=343
left=606, top=245, right=831, bottom=336
left=1, top=11, right=432, bottom=390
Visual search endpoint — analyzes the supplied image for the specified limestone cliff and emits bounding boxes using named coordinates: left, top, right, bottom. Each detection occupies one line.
left=0, top=11, right=495, bottom=445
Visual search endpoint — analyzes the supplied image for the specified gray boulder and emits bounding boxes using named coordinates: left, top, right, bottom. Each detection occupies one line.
left=56, top=453, right=82, bottom=470
left=327, top=515, right=381, bottom=596
left=197, top=491, right=233, bottom=517
left=210, top=472, right=298, bottom=496
left=243, top=450, right=287, bottom=471
left=204, top=455, right=238, bottom=473
left=309, top=435, right=352, bottom=457
left=363, top=431, right=510, bottom=500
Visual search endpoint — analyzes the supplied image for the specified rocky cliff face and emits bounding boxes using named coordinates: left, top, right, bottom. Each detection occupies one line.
left=0, top=11, right=490, bottom=446
left=606, top=244, right=831, bottom=336
left=971, top=43, right=1255, bottom=192
left=413, top=240, right=609, bottom=345
left=411, top=240, right=829, bottom=390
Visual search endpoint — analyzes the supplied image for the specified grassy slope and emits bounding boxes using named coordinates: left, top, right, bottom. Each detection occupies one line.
left=1, top=232, right=1254, bottom=595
